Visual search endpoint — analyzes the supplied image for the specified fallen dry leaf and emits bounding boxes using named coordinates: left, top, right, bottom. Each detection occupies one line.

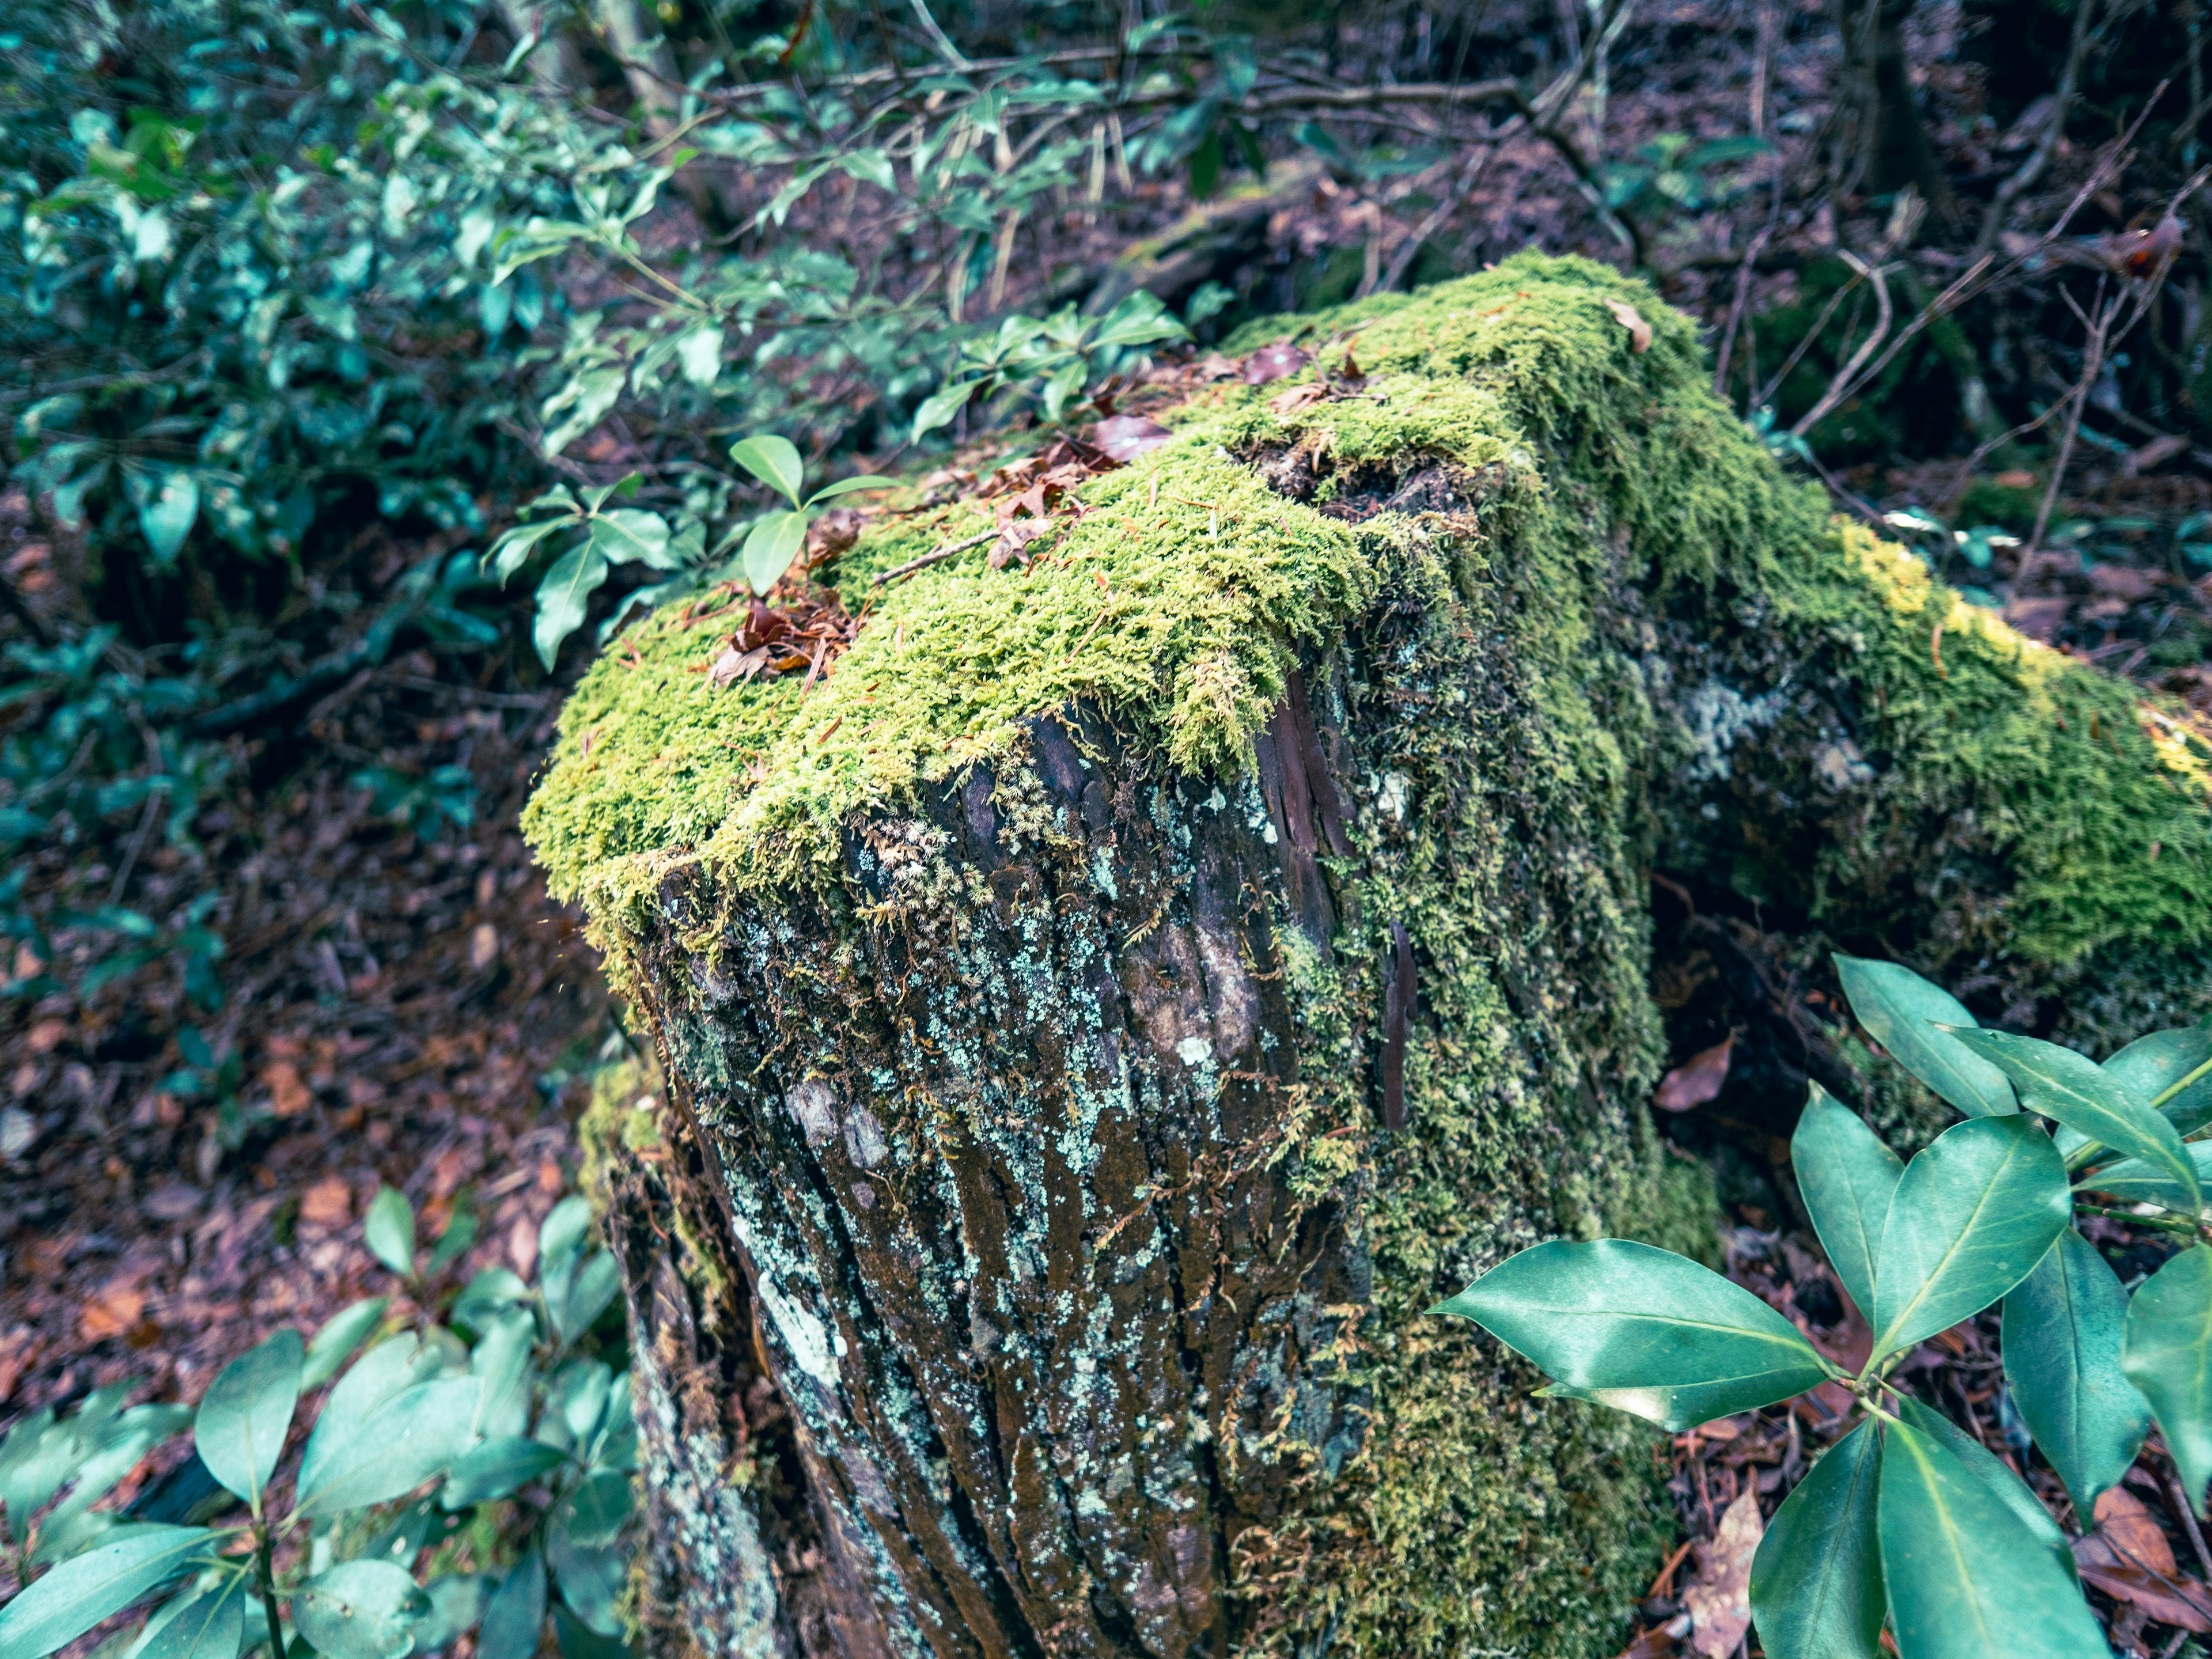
left=81, top=1283, right=147, bottom=1343
left=300, top=1175, right=353, bottom=1228
left=1092, top=415, right=1173, bottom=462
left=1654, top=1034, right=1734, bottom=1113
left=469, top=923, right=499, bottom=972
left=1606, top=298, right=1653, bottom=353
left=2004, top=595, right=2070, bottom=641
left=2097, top=1486, right=2178, bottom=1578
left=1611, top=1622, right=1684, bottom=1659
left=1684, top=1484, right=1762, bottom=1658
left=1241, top=342, right=1312, bottom=384
left=26, top=1018, right=69, bottom=1055
left=263, top=1060, right=312, bottom=1118
left=1268, top=384, right=1328, bottom=415
left=2074, top=1536, right=2212, bottom=1632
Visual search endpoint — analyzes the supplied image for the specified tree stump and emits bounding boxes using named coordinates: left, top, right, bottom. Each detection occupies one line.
left=527, top=253, right=2212, bottom=1659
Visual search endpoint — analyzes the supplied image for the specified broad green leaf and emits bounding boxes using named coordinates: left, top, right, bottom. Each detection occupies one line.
left=1747, top=1418, right=1883, bottom=1659
left=486, top=520, right=568, bottom=586
left=34, top=1404, right=195, bottom=1564
left=1431, top=1239, right=1831, bottom=1430
left=302, top=1298, right=391, bottom=1391
left=0, top=1406, right=62, bottom=1533
left=2105, top=1024, right=2212, bottom=1137
left=552, top=1252, right=622, bottom=1350
left=301, top=1336, right=441, bottom=1498
left=738, top=511, right=808, bottom=598
left=193, top=1328, right=302, bottom=1513
left=467, top=1309, right=536, bottom=1441
left=124, top=464, right=200, bottom=566
left=545, top=1525, right=624, bottom=1637
left=673, top=325, right=722, bottom=389
left=532, top=541, right=609, bottom=671
left=1869, top=1115, right=2069, bottom=1361
left=475, top=1552, right=545, bottom=1659
left=293, top=1378, right=481, bottom=1519
left=556, top=1470, right=632, bottom=1550
left=910, top=378, right=988, bottom=442
left=2123, top=1242, right=2212, bottom=1514
left=425, top=1203, right=477, bottom=1277
left=1892, top=1396, right=2070, bottom=1564
left=586, top=509, right=676, bottom=571
left=1944, top=1026, right=2199, bottom=1212
left=802, top=475, right=899, bottom=506
left=2074, top=1140, right=2212, bottom=1211
left=409, top=1574, right=487, bottom=1654
left=0, top=1527, right=215, bottom=1659
left=551, top=1604, right=630, bottom=1659
left=449, top=1268, right=531, bottom=1336
left=552, top=1362, right=612, bottom=1450
left=443, top=1438, right=569, bottom=1509
left=130, top=1571, right=248, bottom=1659
left=365, top=1188, right=417, bottom=1279
left=2001, top=1229, right=2149, bottom=1514
left=726, top=435, right=805, bottom=507
left=1876, top=1415, right=2104, bottom=1657
left=1833, top=953, right=2016, bottom=1118
left=1791, top=1082, right=1903, bottom=1319
left=294, top=1560, right=429, bottom=1659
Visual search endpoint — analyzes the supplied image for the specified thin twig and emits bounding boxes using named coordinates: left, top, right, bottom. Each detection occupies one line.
left=872, top=529, right=995, bottom=585
left=1791, top=251, right=1892, bottom=437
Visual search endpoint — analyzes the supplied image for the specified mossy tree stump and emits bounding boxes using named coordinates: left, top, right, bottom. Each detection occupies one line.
left=531, top=255, right=2212, bottom=1659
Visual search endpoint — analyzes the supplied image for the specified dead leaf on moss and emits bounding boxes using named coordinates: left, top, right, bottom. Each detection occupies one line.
left=1684, top=1484, right=1761, bottom=1657
left=1241, top=342, right=1311, bottom=384
left=1092, top=416, right=1172, bottom=462
left=1606, top=298, right=1653, bottom=353
left=1654, top=1034, right=1733, bottom=1112
left=1268, top=384, right=1328, bottom=415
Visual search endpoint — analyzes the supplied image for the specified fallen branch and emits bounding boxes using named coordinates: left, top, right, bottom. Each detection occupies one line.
left=872, top=529, right=997, bottom=585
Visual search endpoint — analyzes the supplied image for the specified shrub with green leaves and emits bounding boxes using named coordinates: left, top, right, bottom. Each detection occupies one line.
left=1437, top=953, right=2212, bottom=1658
left=0, top=1185, right=634, bottom=1659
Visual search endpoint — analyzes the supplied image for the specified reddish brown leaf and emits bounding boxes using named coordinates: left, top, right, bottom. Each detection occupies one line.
left=81, top=1282, right=146, bottom=1343
left=2074, top=1537, right=2212, bottom=1632
left=1612, top=1625, right=1681, bottom=1659
left=1092, top=416, right=1173, bottom=462
left=1241, top=342, right=1312, bottom=384
left=263, top=1060, right=312, bottom=1118
left=2096, top=1487, right=2180, bottom=1578
left=1268, top=384, right=1328, bottom=415
left=1654, top=1035, right=1734, bottom=1113
left=1684, top=1485, right=1762, bottom=1657
left=299, top=1175, right=353, bottom=1228
left=1606, top=298, right=1654, bottom=353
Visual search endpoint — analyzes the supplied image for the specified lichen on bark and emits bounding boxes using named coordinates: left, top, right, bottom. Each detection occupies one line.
left=531, top=252, right=2212, bottom=1657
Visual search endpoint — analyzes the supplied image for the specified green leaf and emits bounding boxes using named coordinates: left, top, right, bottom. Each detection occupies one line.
left=291, top=1378, right=480, bottom=1520
left=546, top=1525, right=624, bottom=1638
left=475, top=1552, right=545, bottom=1659
left=1431, top=1238, right=1831, bottom=1430
left=301, top=1298, right=390, bottom=1391
left=0, top=1527, right=215, bottom=1659
left=408, top=1574, right=487, bottom=1654
left=1791, top=1082, right=1903, bottom=1319
left=586, top=510, right=677, bottom=571
left=1892, top=1396, right=2070, bottom=1563
left=739, top=512, right=809, bottom=598
left=467, top=1308, right=537, bottom=1441
left=1833, top=953, right=2016, bottom=1118
left=443, top=1438, right=569, bottom=1509
left=532, top=541, right=610, bottom=672
left=365, top=1188, right=417, bottom=1280
left=124, top=464, right=200, bottom=567
left=1089, top=291, right=1191, bottom=350
left=1747, top=1418, right=1883, bottom=1659
left=1869, top=1115, right=2070, bottom=1361
left=425, top=1202, right=478, bottom=1278
left=130, top=1571, right=248, bottom=1659
left=294, top=1560, right=429, bottom=1659
left=192, top=1328, right=302, bottom=1513
left=2104, top=1024, right=2212, bottom=1137
left=2123, top=1243, right=2212, bottom=1515
left=2001, top=1229, right=2150, bottom=1515
left=2074, top=1141, right=2212, bottom=1211
left=556, top=1470, right=632, bottom=1549
left=550, top=1252, right=622, bottom=1352
left=486, top=520, right=569, bottom=586
left=910, top=378, right=988, bottom=442
left=1942, top=1027, right=2199, bottom=1213
left=1876, top=1414, right=2104, bottom=1657
left=802, top=475, right=900, bottom=506
left=674, top=326, right=722, bottom=390
left=726, top=435, right=805, bottom=507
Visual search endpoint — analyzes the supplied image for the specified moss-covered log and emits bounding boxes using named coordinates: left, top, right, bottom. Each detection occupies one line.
left=528, top=254, right=2212, bottom=1659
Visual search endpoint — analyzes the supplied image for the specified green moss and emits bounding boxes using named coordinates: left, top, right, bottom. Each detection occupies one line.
left=528, top=249, right=2212, bottom=1658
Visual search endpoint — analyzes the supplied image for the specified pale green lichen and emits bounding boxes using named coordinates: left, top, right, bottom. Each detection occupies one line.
left=527, top=249, right=2212, bottom=1658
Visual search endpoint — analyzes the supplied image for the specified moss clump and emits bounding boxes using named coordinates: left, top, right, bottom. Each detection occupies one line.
left=527, top=250, right=2212, bottom=1658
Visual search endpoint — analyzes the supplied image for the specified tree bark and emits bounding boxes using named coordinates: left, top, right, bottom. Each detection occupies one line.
left=534, top=254, right=2212, bottom=1658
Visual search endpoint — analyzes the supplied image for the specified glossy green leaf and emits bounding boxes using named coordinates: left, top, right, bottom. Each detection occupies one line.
left=803, top=474, right=899, bottom=506
left=673, top=325, right=722, bottom=389
left=551, top=1252, right=621, bottom=1350
left=586, top=509, right=676, bottom=571
left=546, top=1525, right=624, bottom=1638
left=556, top=1470, right=632, bottom=1549
left=2001, top=1229, right=2150, bottom=1515
left=125, top=464, right=200, bottom=566
left=1748, top=1418, right=1883, bottom=1659
left=1944, top=1026, right=2199, bottom=1212
left=425, top=1203, right=477, bottom=1277
left=365, top=1187, right=416, bottom=1279
left=1791, top=1082, right=1903, bottom=1319
left=1892, top=1396, right=2070, bottom=1565
left=2123, top=1242, right=2212, bottom=1515
left=1431, top=1239, right=1831, bottom=1430
left=291, top=1377, right=480, bottom=1519
left=485, top=519, right=567, bottom=586
left=475, top=1552, right=545, bottom=1659
left=532, top=541, right=609, bottom=671
left=2074, top=1141, right=2212, bottom=1211
left=726, top=434, right=804, bottom=507
left=1834, top=953, right=2016, bottom=1118
left=2104, top=1024, right=2212, bottom=1137
left=738, top=510, right=808, bottom=598
left=1876, top=1415, right=2104, bottom=1658
left=408, top=1574, right=487, bottom=1654
left=442, top=1438, right=569, bottom=1509
left=1869, top=1115, right=2069, bottom=1361
left=294, top=1559, right=430, bottom=1659
left=301, top=1336, right=442, bottom=1499
left=192, top=1328, right=302, bottom=1513
left=910, top=378, right=988, bottom=442
left=130, top=1571, right=249, bottom=1659
left=301, top=1298, right=391, bottom=1391
left=0, top=1526, right=215, bottom=1659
